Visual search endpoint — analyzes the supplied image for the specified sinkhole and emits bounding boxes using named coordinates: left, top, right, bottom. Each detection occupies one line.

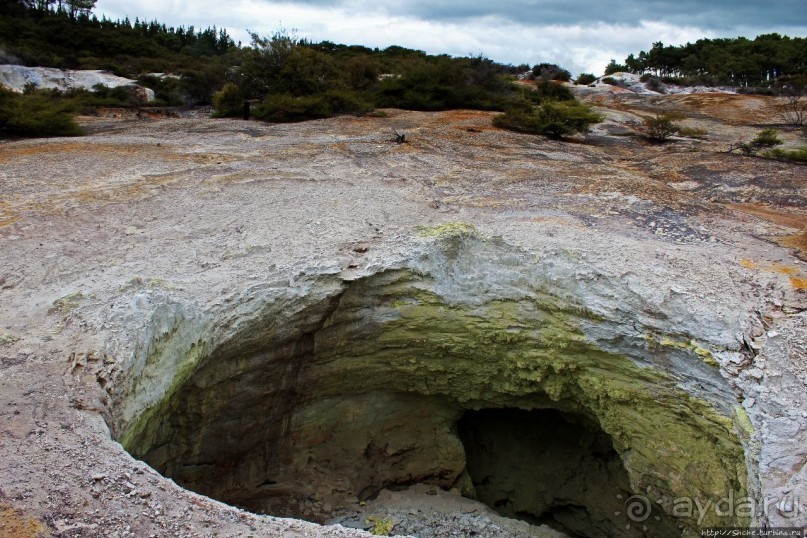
left=112, top=234, right=750, bottom=535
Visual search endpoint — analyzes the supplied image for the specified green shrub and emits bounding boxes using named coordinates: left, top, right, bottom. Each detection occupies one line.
left=676, top=126, right=708, bottom=139
left=763, top=147, right=807, bottom=163
left=212, top=83, right=244, bottom=118
left=531, top=63, right=571, bottom=82
left=731, top=129, right=784, bottom=154
left=531, top=79, right=574, bottom=102
left=252, top=94, right=332, bottom=122
left=738, top=87, right=777, bottom=96
left=601, top=76, right=619, bottom=86
left=752, top=129, right=783, bottom=148
left=639, top=113, right=683, bottom=142
left=138, top=75, right=185, bottom=106
left=644, top=76, right=666, bottom=93
left=322, top=89, right=375, bottom=116
left=0, top=87, right=83, bottom=138
left=604, top=59, right=627, bottom=75
left=86, top=84, right=142, bottom=107
left=493, top=99, right=603, bottom=138
left=375, top=56, right=511, bottom=111
left=575, top=73, right=597, bottom=85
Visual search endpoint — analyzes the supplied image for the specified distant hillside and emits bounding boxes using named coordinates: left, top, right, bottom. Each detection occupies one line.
left=0, top=0, right=235, bottom=75
left=607, top=34, right=807, bottom=87
left=0, top=0, right=600, bottom=138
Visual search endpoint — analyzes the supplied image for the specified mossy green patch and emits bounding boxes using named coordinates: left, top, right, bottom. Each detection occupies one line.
left=415, top=222, right=478, bottom=239
left=119, top=339, right=208, bottom=451
left=0, top=333, right=20, bottom=346
left=365, top=515, right=395, bottom=536
left=48, top=291, right=84, bottom=315
left=651, top=334, right=720, bottom=368
left=734, top=405, right=755, bottom=440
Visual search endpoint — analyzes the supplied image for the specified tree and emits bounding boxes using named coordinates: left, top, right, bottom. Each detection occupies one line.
left=531, top=63, right=571, bottom=82
left=65, top=0, right=95, bottom=20
left=774, top=75, right=807, bottom=126
left=604, top=59, right=627, bottom=75
left=33, top=0, right=55, bottom=12
left=575, top=73, right=597, bottom=85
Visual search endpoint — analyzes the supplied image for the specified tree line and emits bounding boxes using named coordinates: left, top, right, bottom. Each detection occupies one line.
left=606, top=34, right=807, bottom=87
left=1, top=0, right=602, bottom=138
left=0, top=0, right=236, bottom=75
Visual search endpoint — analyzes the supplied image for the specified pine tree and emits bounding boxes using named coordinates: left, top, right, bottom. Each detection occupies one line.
left=65, top=0, right=94, bottom=20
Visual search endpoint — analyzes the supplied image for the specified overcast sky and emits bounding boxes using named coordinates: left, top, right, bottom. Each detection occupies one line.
left=93, top=0, right=807, bottom=75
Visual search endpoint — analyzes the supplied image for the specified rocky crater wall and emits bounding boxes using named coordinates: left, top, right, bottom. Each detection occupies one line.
left=103, top=225, right=753, bottom=536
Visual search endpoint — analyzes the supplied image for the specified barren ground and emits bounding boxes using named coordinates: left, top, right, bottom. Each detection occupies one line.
left=0, top=89, right=805, bottom=537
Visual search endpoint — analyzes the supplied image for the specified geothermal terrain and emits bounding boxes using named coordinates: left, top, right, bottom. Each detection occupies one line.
left=0, top=87, right=805, bottom=537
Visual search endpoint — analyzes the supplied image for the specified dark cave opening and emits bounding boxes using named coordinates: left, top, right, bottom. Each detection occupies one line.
left=456, top=408, right=681, bottom=537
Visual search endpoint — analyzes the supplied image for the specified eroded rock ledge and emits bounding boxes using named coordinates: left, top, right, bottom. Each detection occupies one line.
left=108, top=225, right=750, bottom=535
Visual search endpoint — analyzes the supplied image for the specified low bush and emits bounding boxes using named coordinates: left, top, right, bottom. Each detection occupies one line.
left=375, top=58, right=511, bottom=111
left=493, top=99, right=603, bottom=138
left=676, top=125, right=708, bottom=139
left=138, top=75, right=185, bottom=106
left=250, top=89, right=375, bottom=123
left=763, top=147, right=807, bottom=163
left=601, top=77, right=619, bottom=86
left=639, top=113, right=683, bottom=142
left=729, top=129, right=783, bottom=155
left=212, top=83, right=245, bottom=118
left=531, top=63, right=571, bottom=82
left=322, top=89, right=375, bottom=116
left=738, top=87, right=778, bottom=96
left=252, top=94, right=333, bottom=122
left=575, top=73, right=597, bottom=85
left=644, top=76, right=666, bottom=93
left=0, top=87, right=83, bottom=137
left=752, top=129, right=783, bottom=148
left=531, top=79, right=574, bottom=102
left=84, top=84, right=142, bottom=108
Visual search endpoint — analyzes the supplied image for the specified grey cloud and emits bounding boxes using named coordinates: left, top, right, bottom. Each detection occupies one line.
left=283, top=0, right=807, bottom=30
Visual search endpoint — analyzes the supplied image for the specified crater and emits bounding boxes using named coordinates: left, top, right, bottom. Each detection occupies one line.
left=457, top=408, right=679, bottom=536
left=109, top=229, right=750, bottom=535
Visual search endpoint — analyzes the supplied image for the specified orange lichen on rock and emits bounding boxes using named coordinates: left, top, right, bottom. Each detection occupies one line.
left=728, top=204, right=807, bottom=259
left=740, top=259, right=758, bottom=269
left=0, top=504, right=48, bottom=538
left=790, top=277, right=807, bottom=290
left=770, top=263, right=800, bottom=276
left=781, top=229, right=807, bottom=259
left=0, top=202, right=19, bottom=227
left=728, top=204, right=806, bottom=230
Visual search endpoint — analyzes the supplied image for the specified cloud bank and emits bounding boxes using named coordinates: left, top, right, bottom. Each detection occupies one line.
left=93, top=0, right=807, bottom=75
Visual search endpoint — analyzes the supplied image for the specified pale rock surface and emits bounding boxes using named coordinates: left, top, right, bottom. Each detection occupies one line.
left=0, top=96, right=805, bottom=536
left=0, top=64, right=155, bottom=101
